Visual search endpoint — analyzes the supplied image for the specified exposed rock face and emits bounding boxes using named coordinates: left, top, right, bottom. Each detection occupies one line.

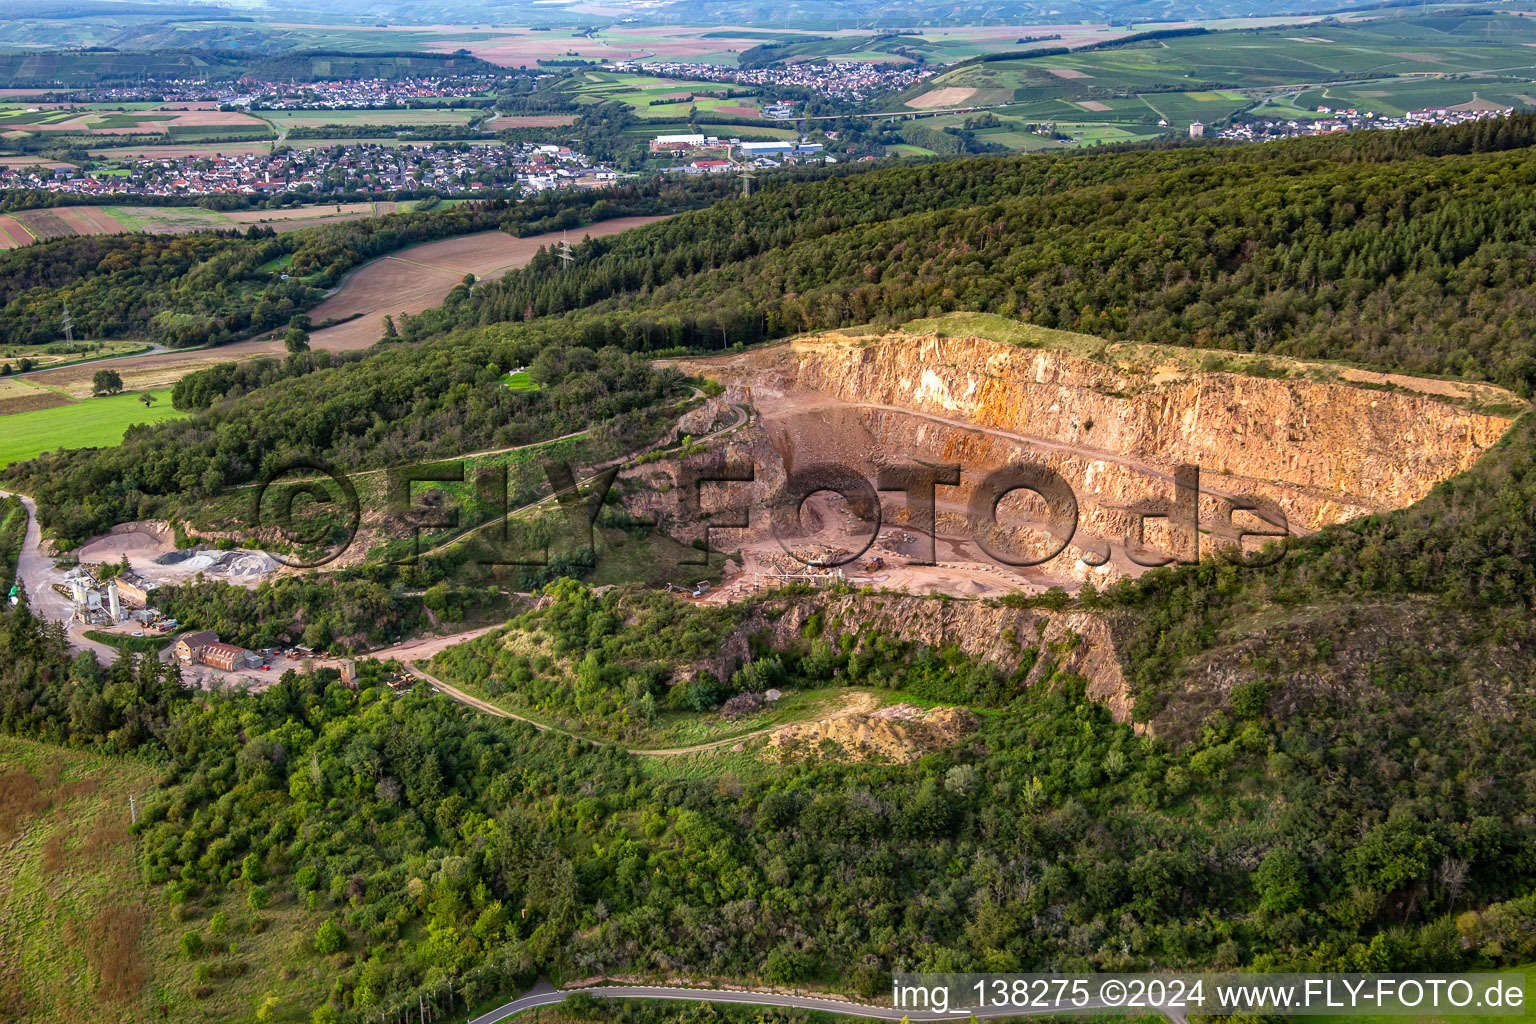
left=647, top=328, right=1520, bottom=725
left=670, top=330, right=1517, bottom=584
left=697, top=592, right=1131, bottom=721
left=792, top=331, right=1512, bottom=522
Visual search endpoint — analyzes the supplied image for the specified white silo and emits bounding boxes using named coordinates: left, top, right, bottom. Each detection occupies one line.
left=107, top=580, right=123, bottom=622
left=70, top=578, right=88, bottom=622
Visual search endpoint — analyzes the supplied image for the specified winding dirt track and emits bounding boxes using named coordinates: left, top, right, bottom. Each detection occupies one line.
left=404, top=660, right=879, bottom=757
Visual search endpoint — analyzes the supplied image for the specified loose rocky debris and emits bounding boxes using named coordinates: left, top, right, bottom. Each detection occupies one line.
left=767, top=702, right=978, bottom=763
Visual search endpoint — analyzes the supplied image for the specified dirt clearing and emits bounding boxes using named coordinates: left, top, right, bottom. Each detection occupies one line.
left=1048, top=67, right=1093, bottom=78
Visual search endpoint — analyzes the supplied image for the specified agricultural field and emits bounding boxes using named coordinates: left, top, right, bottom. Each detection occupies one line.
left=620, top=119, right=798, bottom=141
left=0, top=376, right=70, bottom=416
left=0, top=103, right=270, bottom=137
left=0, top=203, right=441, bottom=247
left=556, top=72, right=765, bottom=120
left=0, top=339, right=149, bottom=375
left=0, top=389, right=183, bottom=467
left=99, top=206, right=234, bottom=234
left=259, top=108, right=482, bottom=130
left=897, top=13, right=1536, bottom=128
left=301, top=216, right=666, bottom=351
left=85, top=141, right=273, bottom=160
left=10, top=217, right=669, bottom=411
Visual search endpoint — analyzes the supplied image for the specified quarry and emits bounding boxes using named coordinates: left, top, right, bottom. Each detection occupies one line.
left=647, top=316, right=1522, bottom=599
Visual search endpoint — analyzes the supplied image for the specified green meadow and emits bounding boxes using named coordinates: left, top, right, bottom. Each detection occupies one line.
left=0, top=389, right=184, bottom=468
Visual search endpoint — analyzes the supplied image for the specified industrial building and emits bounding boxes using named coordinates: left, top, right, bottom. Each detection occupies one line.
left=650, top=133, right=714, bottom=152
left=113, top=571, right=159, bottom=607
left=738, top=141, right=824, bottom=159
left=174, top=630, right=262, bottom=671
left=174, top=630, right=219, bottom=662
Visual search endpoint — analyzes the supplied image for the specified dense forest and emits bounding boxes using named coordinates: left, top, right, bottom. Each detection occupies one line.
left=6, top=333, right=677, bottom=544
left=398, top=113, right=1536, bottom=394
left=5, top=112, right=1536, bottom=1021
left=2, top=552, right=1534, bottom=1022
left=0, top=173, right=744, bottom=349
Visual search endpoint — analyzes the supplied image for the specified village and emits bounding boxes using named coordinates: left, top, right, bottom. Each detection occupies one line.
left=38, top=74, right=518, bottom=107
left=607, top=58, right=937, bottom=102
left=0, top=139, right=617, bottom=198
left=1215, top=101, right=1515, bottom=141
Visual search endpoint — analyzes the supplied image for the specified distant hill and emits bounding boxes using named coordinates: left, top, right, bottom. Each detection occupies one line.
left=0, top=48, right=501, bottom=87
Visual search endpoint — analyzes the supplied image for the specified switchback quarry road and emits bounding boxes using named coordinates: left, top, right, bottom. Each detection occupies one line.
left=467, top=983, right=1180, bottom=1024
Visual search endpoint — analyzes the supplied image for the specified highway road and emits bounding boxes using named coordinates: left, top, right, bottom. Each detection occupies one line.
left=467, top=983, right=1161, bottom=1024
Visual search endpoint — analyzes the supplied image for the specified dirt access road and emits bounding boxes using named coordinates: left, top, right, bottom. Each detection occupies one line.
left=19, top=216, right=667, bottom=395
left=399, top=657, right=880, bottom=757
left=0, top=491, right=122, bottom=661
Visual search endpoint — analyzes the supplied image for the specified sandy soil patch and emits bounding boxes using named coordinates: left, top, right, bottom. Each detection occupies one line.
left=768, top=700, right=977, bottom=763
left=76, top=524, right=176, bottom=566
left=1077, top=100, right=1112, bottom=111
left=1336, top=367, right=1517, bottom=405
left=1048, top=67, right=1093, bottom=78
left=904, top=87, right=977, bottom=109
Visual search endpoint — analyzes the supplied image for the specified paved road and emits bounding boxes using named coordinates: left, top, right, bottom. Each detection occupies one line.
left=0, top=490, right=125, bottom=660
left=468, top=984, right=1145, bottom=1024
left=13, top=344, right=169, bottom=382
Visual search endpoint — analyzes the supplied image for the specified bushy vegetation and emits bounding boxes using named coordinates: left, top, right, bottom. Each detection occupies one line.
left=6, top=335, right=674, bottom=545
left=3, top=575, right=1536, bottom=1022
left=5, top=113, right=1536, bottom=1022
